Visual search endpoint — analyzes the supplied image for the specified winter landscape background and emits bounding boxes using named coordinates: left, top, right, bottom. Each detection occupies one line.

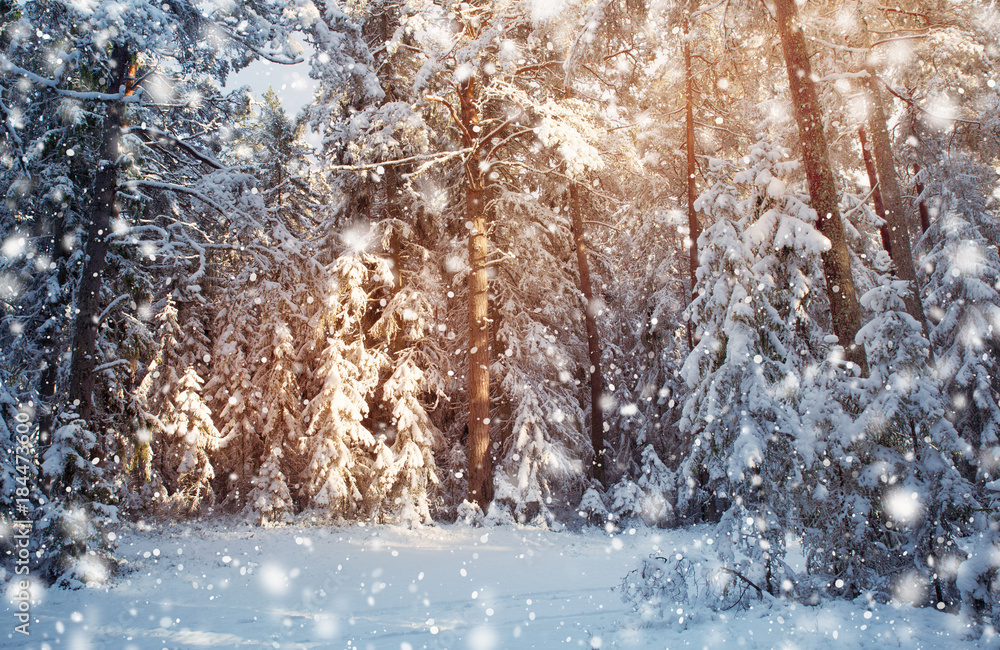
left=0, top=0, right=998, bottom=647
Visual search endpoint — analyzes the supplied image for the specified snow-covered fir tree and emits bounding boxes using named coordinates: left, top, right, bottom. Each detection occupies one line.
left=371, top=348, right=442, bottom=524
left=247, top=321, right=301, bottom=525
left=204, top=302, right=261, bottom=511
left=917, top=193, right=1000, bottom=481
left=299, top=251, right=387, bottom=518
left=140, top=297, right=219, bottom=516
left=674, top=137, right=846, bottom=595
left=847, top=252, right=977, bottom=605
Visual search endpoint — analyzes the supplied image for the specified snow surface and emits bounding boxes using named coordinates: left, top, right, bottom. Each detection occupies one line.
left=2, top=521, right=980, bottom=649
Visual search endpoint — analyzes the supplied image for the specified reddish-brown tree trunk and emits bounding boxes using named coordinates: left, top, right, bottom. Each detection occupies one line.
left=862, top=69, right=929, bottom=335
left=684, top=18, right=701, bottom=352
left=858, top=127, right=892, bottom=256
left=459, top=77, right=493, bottom=511
left=774, top=0, right=867, bottom=373
left=569, top=184, right=606, bottom=487
left=68, top=41, right=131, bottom=423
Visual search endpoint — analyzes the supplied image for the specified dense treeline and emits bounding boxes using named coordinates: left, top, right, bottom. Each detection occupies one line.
left=0, top=0, right=998, bottom=637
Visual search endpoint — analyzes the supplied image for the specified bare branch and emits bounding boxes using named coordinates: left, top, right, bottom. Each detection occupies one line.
left=213, top=24, right=305, bottom=65
left=127, top=126, right=226, bottom=170
left=582, top=220, right=621, bottom=233
left=426, top=95, right=475, bottom=145
left=877, top=77, right=981, bottom=126
left=316, top=148, right=474, bottom=174
left=125, top=179, right=230, bottom=217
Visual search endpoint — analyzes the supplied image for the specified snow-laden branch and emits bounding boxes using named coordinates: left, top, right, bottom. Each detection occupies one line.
left=127, top=126, right=226, bottom=170
left=841, top=185, right=880, bottom=221
left=0, top=55, right=143, bottom=103
left=182, top=229, right=208, bottom=283
left=97, top=295, right=131, bottom=325
left=107, top=224, right=170, bottom=242
left=693, top=120, right=743, bottom=139
left=93, top=359, right=131, bottom=375
left=877, top=77, right=981, bottom=126
left=495, top=160, right=621, bottom=204
left=316, top=148, right=474, bottom=175
left=0, top=97, right=23, bottom=147
left=806, top=36, right=868, bottom=53
left=816, top=71, right=871, bottom=83
left=583, top=220, right=621, bottom=233
left=692, top=0, right=728, bottom=19
left=809, top=32, right=928, bottom=54
left=125, top=180, right=230, bottom=216
left=213, top=24, right=305, bottom=65
left=870, top=34, right=930, bottom=48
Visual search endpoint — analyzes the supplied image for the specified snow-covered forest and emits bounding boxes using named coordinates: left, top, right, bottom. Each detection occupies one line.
left=1, top=0, right=999, bottom=646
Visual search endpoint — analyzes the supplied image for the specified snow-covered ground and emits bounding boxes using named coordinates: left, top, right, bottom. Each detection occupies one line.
left=2, top=520, right=984, bottom=649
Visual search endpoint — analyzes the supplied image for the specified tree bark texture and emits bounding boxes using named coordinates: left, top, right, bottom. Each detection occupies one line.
left=913, top=163, right=931, bottom=234
left=569, top=183, right=606, bottom=488
left=858, top=127, right=892, bottom=256
left=862, top=68, right=929, bottom=336
left=684, top=18, right=701, bottom=352
left=68, top=41, right=131, bottom=424
left=774, top=0, right=868, bottom=374
left=459, top=77, right=493, bottom=511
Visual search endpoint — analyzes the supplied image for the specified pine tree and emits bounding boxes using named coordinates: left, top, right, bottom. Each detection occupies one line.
left=205, top=304, right=261, bottom=510
left=140, top=298, right=219, bottom=516
left=373, top=351, right=442, bottom=523
left=917, top=203, right=1000, bottom=482
left=247, top=321, right=301, bottom=524
left=677, top=136, right=845, bottom=594
left=299, top=253, right=387, bottom=517
left=843, top=252, right=977, bottom=604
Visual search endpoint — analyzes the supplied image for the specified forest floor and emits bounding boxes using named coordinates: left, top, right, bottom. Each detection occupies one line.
left=2, top=519, right=983, bottom=649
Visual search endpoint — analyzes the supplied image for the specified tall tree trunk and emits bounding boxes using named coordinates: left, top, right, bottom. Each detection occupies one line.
left=560, top=73, right=608, bottom=488
left=569, top=183, right=606, bottom=488
left=774, top=0, right=868, bottom=374
left=684, top=16, right=701, bottom=352
left=858, top=127, right=892, bottom=256
left=67, top=41, right=131, bottom=424
left=862, top=66, right=929, bottom=336
left=913, top=163, right=931, bottom=234
left=459, top=77, right=493, bottom=511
